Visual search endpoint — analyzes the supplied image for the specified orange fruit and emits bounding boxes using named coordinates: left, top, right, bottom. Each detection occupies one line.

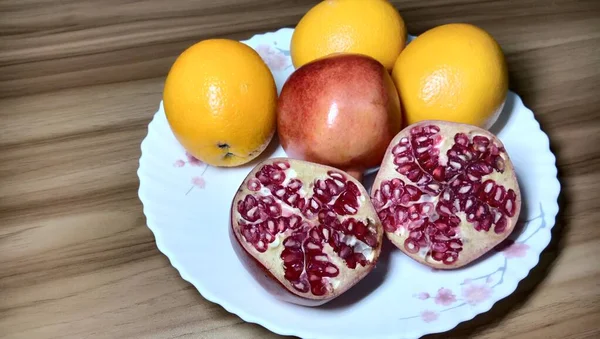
left=392, top=23, right=508, bottom=128
left=163, top=39, right=277, bottom=167
left=291, top=0, right=406, bottom=70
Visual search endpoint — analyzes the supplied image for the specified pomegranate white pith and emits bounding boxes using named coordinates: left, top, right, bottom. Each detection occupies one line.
left=230, top=158, right=383, bottom=305
left=371, top=121, right=521, bottom=269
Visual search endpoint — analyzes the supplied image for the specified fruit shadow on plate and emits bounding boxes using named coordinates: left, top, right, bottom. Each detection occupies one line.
left=235, top=93, right=521, bottom=306
left=241, top=134, right=284, bottom=168
left=319, top=239, right=394, bottom=309
left=322, top=171, right=531, bottom=309
left=489, top=91, right=516, bottom=136
left=313, top=168, right=393, bottom=309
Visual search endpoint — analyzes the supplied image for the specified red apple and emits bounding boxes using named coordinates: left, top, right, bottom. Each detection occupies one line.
left=277, top=54, right=403, bottom=180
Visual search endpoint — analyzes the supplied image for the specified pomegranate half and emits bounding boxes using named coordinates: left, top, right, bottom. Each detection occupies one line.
left=371, top=121, right=521, bottom=269
left=230, top=158, right=383, bottom=306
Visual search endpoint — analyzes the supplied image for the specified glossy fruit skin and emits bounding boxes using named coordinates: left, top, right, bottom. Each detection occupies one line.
left=392, top=23, right=508, bottom=129
left=277, top=54, right=403, bottom=178
left=163, top=39, right=277, bottom=167
left=291, top=0, right=407, bottom=70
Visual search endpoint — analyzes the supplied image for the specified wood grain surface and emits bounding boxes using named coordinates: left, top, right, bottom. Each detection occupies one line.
left=1, top=0, right=599, bottom=338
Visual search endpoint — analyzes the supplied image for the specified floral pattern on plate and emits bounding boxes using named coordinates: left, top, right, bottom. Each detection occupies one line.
left=138, top=28, right=560, bottom=339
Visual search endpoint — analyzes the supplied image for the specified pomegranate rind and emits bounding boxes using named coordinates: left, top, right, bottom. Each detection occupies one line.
left=371, top=120, right=521, bottom=269
left=276, top=53, right=403, bottom=179
left=230, top=158, right=383, bottom=306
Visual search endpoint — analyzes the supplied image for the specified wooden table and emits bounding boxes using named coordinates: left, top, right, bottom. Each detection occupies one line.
left=1, top=1, right=599, bottom=338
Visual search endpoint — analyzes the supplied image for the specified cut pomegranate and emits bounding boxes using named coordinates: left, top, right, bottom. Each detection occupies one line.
left=371, top=121, right=521, bottom=269
left=230, top=158, right=383, bottom=306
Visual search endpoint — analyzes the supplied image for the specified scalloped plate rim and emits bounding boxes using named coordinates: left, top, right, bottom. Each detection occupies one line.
left=137, top=27, right=561, bottom=339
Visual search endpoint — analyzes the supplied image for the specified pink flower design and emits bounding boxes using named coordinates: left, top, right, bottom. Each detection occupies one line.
left=256, top=44, right=290, bottom=71
left=414, top=292, right=430, bottom=300
left=192, top=176, right=206, bottom=189
left=502, top=242, right=530, bottom=259
left=434, top=288, right=456, bottom=306
left=186, top=152, right=203, bottom=166
left=462, top=284, right=493, bottom=306
left=173, top=159, right=185, bottom=167
left=421, top=310, right=438, bottom=322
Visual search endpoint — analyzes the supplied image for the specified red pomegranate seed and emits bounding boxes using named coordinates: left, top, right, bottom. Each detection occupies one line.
left=371, top=121, right=521, bottom=269
left=404, top=238, right=420, bottom=254
left=231, top=158, right=383, bottom=306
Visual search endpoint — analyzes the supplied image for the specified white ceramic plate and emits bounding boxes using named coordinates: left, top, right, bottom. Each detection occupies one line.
left=137, top=28, right=560, bottom=339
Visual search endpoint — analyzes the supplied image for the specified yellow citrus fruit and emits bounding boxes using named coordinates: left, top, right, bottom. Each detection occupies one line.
left=392, top=23, right=508, bottom=128
left=291, top=0, right=406, bottom=70
left=163, top=39, right=277, bottom=167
